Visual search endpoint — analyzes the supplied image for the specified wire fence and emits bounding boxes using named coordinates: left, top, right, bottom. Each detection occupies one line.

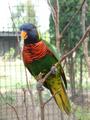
left=0, top=28, right=90, bottom=120
left=0, top=0, right=90, bottom=120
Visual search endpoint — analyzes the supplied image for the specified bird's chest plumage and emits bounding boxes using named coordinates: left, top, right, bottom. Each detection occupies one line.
left=22, top=41, right=52, bottom=64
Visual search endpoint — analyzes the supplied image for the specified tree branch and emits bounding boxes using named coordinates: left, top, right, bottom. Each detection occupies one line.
left=60, top=25, right=90, bottom=62
left=47, top=0, right=56, bottom=24
left=47, top=0, right=86, bottom=52
left=0, top=91, right=20, bottom=120
left=41, top=26, right=90, bottom=84
left=47, top=0, right=61, bottom=52
left=39, top=26, right=90, bottom=105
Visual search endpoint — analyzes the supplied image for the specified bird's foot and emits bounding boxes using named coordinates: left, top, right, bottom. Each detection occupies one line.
left=36, top=81, right=44, bottom=91
left=50, top=65, right=57, bottom=75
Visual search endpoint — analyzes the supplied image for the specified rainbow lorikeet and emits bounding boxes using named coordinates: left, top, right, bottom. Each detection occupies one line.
left=19, top=23, right=71, bottom=114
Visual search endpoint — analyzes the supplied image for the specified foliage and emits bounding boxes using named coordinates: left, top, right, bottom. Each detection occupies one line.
left=86, top=0, right=90, bottom=27
left=11, top=0, right=37, bottom=31
left=0, top=92, right=16, bottom=105
left=3, top=48, right=15, bottom=61
left=49, top=0, right=90, bottom=57
left=49, top=0, right=83, bottom=55
left=49, top=0, right=90, bottom=105
left=75, top=106, right=90, bottom=120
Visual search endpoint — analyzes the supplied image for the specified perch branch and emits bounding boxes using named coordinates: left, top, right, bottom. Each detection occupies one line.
left=40, top=25, right=90, bottom=105
left=41, top=26, right=90, bottom=84
left=0, top=91, right=20, bottom=120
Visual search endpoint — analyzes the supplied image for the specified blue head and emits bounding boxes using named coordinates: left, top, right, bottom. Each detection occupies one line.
left=19, top=23, right=39, bottom=44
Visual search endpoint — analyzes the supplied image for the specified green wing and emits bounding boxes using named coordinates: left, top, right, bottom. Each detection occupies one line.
left=43, top=40, right=67, bottom=89
left=43, top=40, right=61, bottom=60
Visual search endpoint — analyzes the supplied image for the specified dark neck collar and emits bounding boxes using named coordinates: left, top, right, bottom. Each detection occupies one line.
left=24, top=38, right=39, bottom=45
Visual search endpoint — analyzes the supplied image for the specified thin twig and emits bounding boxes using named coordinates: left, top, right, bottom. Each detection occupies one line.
left=47, top=0, right=61, bottom=51
left=38, top=90, right=45, bottom=120
left=8, top=3, right=16, bottom=30
left=47, top=0, right=56, bottom=24
left=25, top=68, right=36, bottom=120
left=6, top=103, right=20, bottom=120
left=22, top=88, right=28, bottom=120
left=0, top=91, right=20, bottom=120
left=8, top=2, right=21, bottom=54
left=8, top=3, right=36, bottom=119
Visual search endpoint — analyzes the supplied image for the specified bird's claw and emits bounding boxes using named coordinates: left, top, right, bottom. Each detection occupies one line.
left=36, top=81, right=44, bottom=91
left=50, top=65, right=57, bottom=75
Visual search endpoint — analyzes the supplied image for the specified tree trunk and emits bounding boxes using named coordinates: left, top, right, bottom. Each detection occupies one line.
left=48, top=0, right=62, bottom=52
left=79, top=55, right=83, bottom=94
left=55, top=22, right=61, bottom=53
left=68, top=54, right=76, bottom=98
left=54, top=0, right=61, bottom=52
left=82, top=0, right=90, bottom=79
left=38, top=91, right=44, bottom=120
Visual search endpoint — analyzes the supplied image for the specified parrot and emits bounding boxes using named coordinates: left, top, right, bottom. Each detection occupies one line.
left=19, top=23, right=71, bottom=114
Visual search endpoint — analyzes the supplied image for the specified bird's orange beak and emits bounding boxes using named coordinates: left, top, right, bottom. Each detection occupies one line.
left=21, top=31, right=28, bottom=40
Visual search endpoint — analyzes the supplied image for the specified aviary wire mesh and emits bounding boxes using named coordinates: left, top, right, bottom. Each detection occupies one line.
left=0, top=0, right=90, bottom=120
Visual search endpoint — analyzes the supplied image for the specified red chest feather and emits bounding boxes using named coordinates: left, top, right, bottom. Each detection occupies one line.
left=22, top=41, right=52, bottom=64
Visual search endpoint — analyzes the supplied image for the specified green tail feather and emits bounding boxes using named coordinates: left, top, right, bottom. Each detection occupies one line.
left=50, top=82, right=71, bottom=114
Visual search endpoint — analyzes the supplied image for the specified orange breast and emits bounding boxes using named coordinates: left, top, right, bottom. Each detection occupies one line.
left=22, top=41, right=52, bottom=64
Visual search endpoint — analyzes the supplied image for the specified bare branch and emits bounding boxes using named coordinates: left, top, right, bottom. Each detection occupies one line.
left=22, top=88, right=29, bottom=120
left=38, top=90, right=45, bottom=120
left=0, top=91, right=20, bottom=120
left=47, top=0, right=60, bottom=52
left=60, top=25, right=90, bottom=62
left=6, top=103, right=20, bottom=120
left=61, top=0, right=87, bottom=35
left=24, top=68, right=36, bottom=120
left=47, top=0, right=87, bottom=51
left=47, top=0, right=56, bottom=25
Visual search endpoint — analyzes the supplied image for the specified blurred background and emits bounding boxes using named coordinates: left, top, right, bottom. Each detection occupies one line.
left=0, top=0, right=90, bottom=120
